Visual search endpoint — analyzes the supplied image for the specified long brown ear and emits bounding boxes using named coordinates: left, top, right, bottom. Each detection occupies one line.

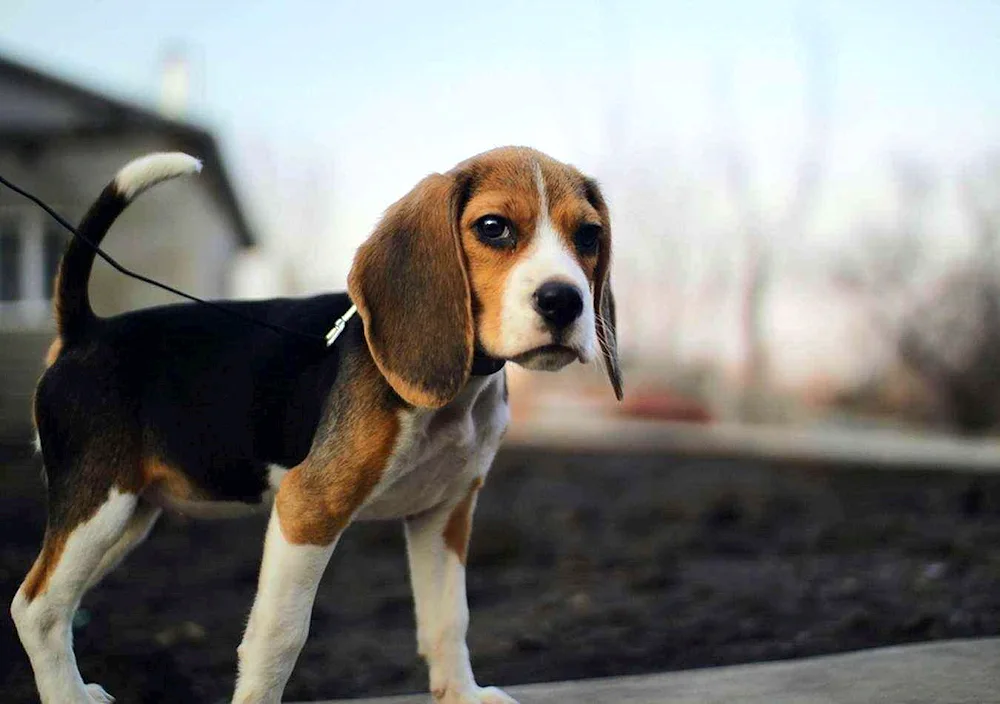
left=584, top=177, right=624, bottom=401
left=348, top=172, right=473, bottom=408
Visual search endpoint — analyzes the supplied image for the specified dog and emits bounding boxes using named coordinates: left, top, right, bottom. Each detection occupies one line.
left=10, top=146, right=622, bottom=704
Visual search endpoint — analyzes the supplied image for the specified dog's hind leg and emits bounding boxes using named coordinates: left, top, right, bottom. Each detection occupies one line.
left=11, top=486, right=143, bottom=704
left=83, top=499, right=161, bottom=591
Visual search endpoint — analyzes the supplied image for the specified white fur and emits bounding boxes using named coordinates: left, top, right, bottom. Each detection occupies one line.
left=403, top=424, right=518, bottom=704
left=17, top=381, right=516, bottom=704
left=267, top=465, right=289, bottom=491
left=389, top=374, right=514, bottom=702
left=232, top=508, right=337, bottom=704
left=11, top=488, right=144, bottom=704
left=496, top=163, right=596, bottom=367
left=359, top=375, right=505, bottom=521
left=84, top=502, right=160, bottom=592
left=113, top=153, right=202, bottom=200
left=232, top=374, right=513, bottom=704
left=15, top=153, right=592, bottom=704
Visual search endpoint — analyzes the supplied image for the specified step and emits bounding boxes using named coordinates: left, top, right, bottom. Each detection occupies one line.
left=306, top=637, right=1000, bottom=704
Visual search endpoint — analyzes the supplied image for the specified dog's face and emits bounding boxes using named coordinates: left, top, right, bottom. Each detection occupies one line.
left=457, top=149, right=601, bottom=372
left=349, top=146, right=622, bottom=408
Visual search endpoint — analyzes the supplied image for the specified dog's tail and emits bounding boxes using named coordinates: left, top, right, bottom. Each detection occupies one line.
left=55, top=153, right=202, bottom=342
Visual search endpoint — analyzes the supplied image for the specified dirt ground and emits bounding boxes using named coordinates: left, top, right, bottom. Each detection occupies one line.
left=3, top=443, right=1000, bottom=703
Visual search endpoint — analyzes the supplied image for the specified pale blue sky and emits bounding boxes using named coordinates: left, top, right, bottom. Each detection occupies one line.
left=2, top=0, right=999, bottom=288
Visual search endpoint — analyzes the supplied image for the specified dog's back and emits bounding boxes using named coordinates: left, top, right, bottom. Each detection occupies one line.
left=36, top=293, right=355, bottom=506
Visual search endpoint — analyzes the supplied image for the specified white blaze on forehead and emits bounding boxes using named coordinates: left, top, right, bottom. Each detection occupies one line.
left=533, top=161, right=549, bottom=215
left=494, top=161, right=597, bottom=362
left=527, top=161, right=587, bottom=290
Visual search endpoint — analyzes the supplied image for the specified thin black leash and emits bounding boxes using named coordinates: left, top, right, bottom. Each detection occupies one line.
left=0, top=172, right=503, bottom=373
left=0, top=172, right=347, bottom=345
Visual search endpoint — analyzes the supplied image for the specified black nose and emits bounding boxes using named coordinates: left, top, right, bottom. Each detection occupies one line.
left=533, top=281, right=584, bottom=330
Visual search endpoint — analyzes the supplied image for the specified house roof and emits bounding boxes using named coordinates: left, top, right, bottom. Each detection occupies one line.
left=0, top=55, right=255, bottom=247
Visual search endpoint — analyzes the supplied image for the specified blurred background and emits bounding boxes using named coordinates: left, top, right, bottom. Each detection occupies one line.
left=3, top=2, right=1000, bottom=702
left=1, top=0, right=999, bottom=439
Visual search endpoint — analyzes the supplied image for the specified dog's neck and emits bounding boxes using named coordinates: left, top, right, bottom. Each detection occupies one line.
left=470, top=348, right=505, bottom=377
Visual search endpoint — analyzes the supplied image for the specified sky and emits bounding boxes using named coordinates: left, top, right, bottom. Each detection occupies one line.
left=2, top=0, right=1000, bottom=293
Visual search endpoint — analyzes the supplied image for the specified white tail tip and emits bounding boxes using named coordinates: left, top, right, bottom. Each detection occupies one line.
left=114, top=152, right=202, bottom=200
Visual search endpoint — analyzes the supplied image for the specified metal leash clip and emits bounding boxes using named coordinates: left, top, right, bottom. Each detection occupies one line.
left=324, top=304, right=358, bottom=347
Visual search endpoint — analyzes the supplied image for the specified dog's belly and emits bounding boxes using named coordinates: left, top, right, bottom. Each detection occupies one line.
left=148, top=377, right=509, bottom=522
left=145, top=466, right=286, bottom=519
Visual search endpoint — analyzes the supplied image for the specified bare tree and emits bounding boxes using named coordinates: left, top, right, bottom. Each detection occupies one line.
left=587, top=1, right=702, bottom=362
left=714, top=7, right=833, bottom=420
left=895, top=154, right=1000, bottom=433
left=834, top=156, right=934, bottom=332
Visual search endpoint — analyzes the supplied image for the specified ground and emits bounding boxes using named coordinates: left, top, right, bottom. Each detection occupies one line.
left=2, top=444, right=1000, bottom=703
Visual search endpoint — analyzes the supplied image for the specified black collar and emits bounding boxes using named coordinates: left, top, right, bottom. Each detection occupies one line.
left=470, top=348, right=506, bottom=376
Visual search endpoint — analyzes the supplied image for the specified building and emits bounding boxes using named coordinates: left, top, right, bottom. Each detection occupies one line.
left=0, top=55, right=256, bottom=441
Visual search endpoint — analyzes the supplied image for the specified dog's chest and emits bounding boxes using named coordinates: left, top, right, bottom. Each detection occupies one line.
left=357, top=374, right=508, bottom=520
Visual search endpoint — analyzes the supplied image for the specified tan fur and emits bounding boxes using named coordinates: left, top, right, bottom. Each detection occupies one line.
left=538, top=154, right=603, bottom=284
left=20, top=532, right=68, bottom=601
left=43, top=337, right=63, bottom=369
left=349, top=174, right=475, bottom=409
left=50, top=268, right=63, bottom=335
left=456, top=148, right=606, bottom=357
left=15, top=146, right=620, bottom=704
left=349, top=146, right=621, bottom=407
left=442, top=477, right=483, bottom=564
left=276, top=352, right=402, bottom=545
left=548, top=189, right=600, bottom=273
left=583, top=176, right=623, bottom=399
left=140, top=457, right=201, bottom=501
left=459, top=153, right=541, bottom=352
left=22, top=437, right=143, bottom=605
left=22, top=430, right=140, bottom=604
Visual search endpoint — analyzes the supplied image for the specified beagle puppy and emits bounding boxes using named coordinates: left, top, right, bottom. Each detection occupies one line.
left=11, top=146, right=622, bottom=704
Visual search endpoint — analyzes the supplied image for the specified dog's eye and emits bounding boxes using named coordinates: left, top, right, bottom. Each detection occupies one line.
left=575, top=223, right=602, bottom=255
left=474, top=215, right=514, bottom=248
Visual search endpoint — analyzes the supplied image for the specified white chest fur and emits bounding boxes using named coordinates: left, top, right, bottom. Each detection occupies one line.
left=357, top=373, right=509, bottom=520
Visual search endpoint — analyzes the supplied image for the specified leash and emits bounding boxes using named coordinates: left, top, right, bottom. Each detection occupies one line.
left=0, top=174, right=501, bottom=372
left=0, top=172, right=355, bottom=347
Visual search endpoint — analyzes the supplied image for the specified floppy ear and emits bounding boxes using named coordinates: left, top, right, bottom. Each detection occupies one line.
left=348, top=172, right=474, bottom=408
left=584, top=177, right=624, bottom=401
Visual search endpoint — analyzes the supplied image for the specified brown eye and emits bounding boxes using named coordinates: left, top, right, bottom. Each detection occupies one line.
left=474, top=215, right=515, bottom=248
left=575, top=223, right=601, bottom=255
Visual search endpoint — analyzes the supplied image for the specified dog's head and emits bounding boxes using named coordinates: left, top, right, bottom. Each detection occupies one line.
left=348, top=146, right=622, bottom=408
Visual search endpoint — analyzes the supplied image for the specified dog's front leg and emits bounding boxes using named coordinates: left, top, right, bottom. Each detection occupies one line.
left=231, top=506, right=332, bottom=703
left=232, top=458, right=380, bottom=704
left=405, top=477, right=518, bottom=704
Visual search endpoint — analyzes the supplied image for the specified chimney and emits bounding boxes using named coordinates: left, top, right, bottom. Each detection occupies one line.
left=160, top=46, right=189, bottom=118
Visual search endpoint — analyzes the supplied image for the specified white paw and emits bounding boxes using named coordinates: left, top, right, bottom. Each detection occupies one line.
left=86, top=683, right=115, bottom=703
left=436, top=685, right=519, bottom=704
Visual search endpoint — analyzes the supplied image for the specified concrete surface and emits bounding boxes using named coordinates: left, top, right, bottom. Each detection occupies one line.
left=309, top=637, right=1000, bottom=703
left=506, top=415, right=1000, bottom=473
